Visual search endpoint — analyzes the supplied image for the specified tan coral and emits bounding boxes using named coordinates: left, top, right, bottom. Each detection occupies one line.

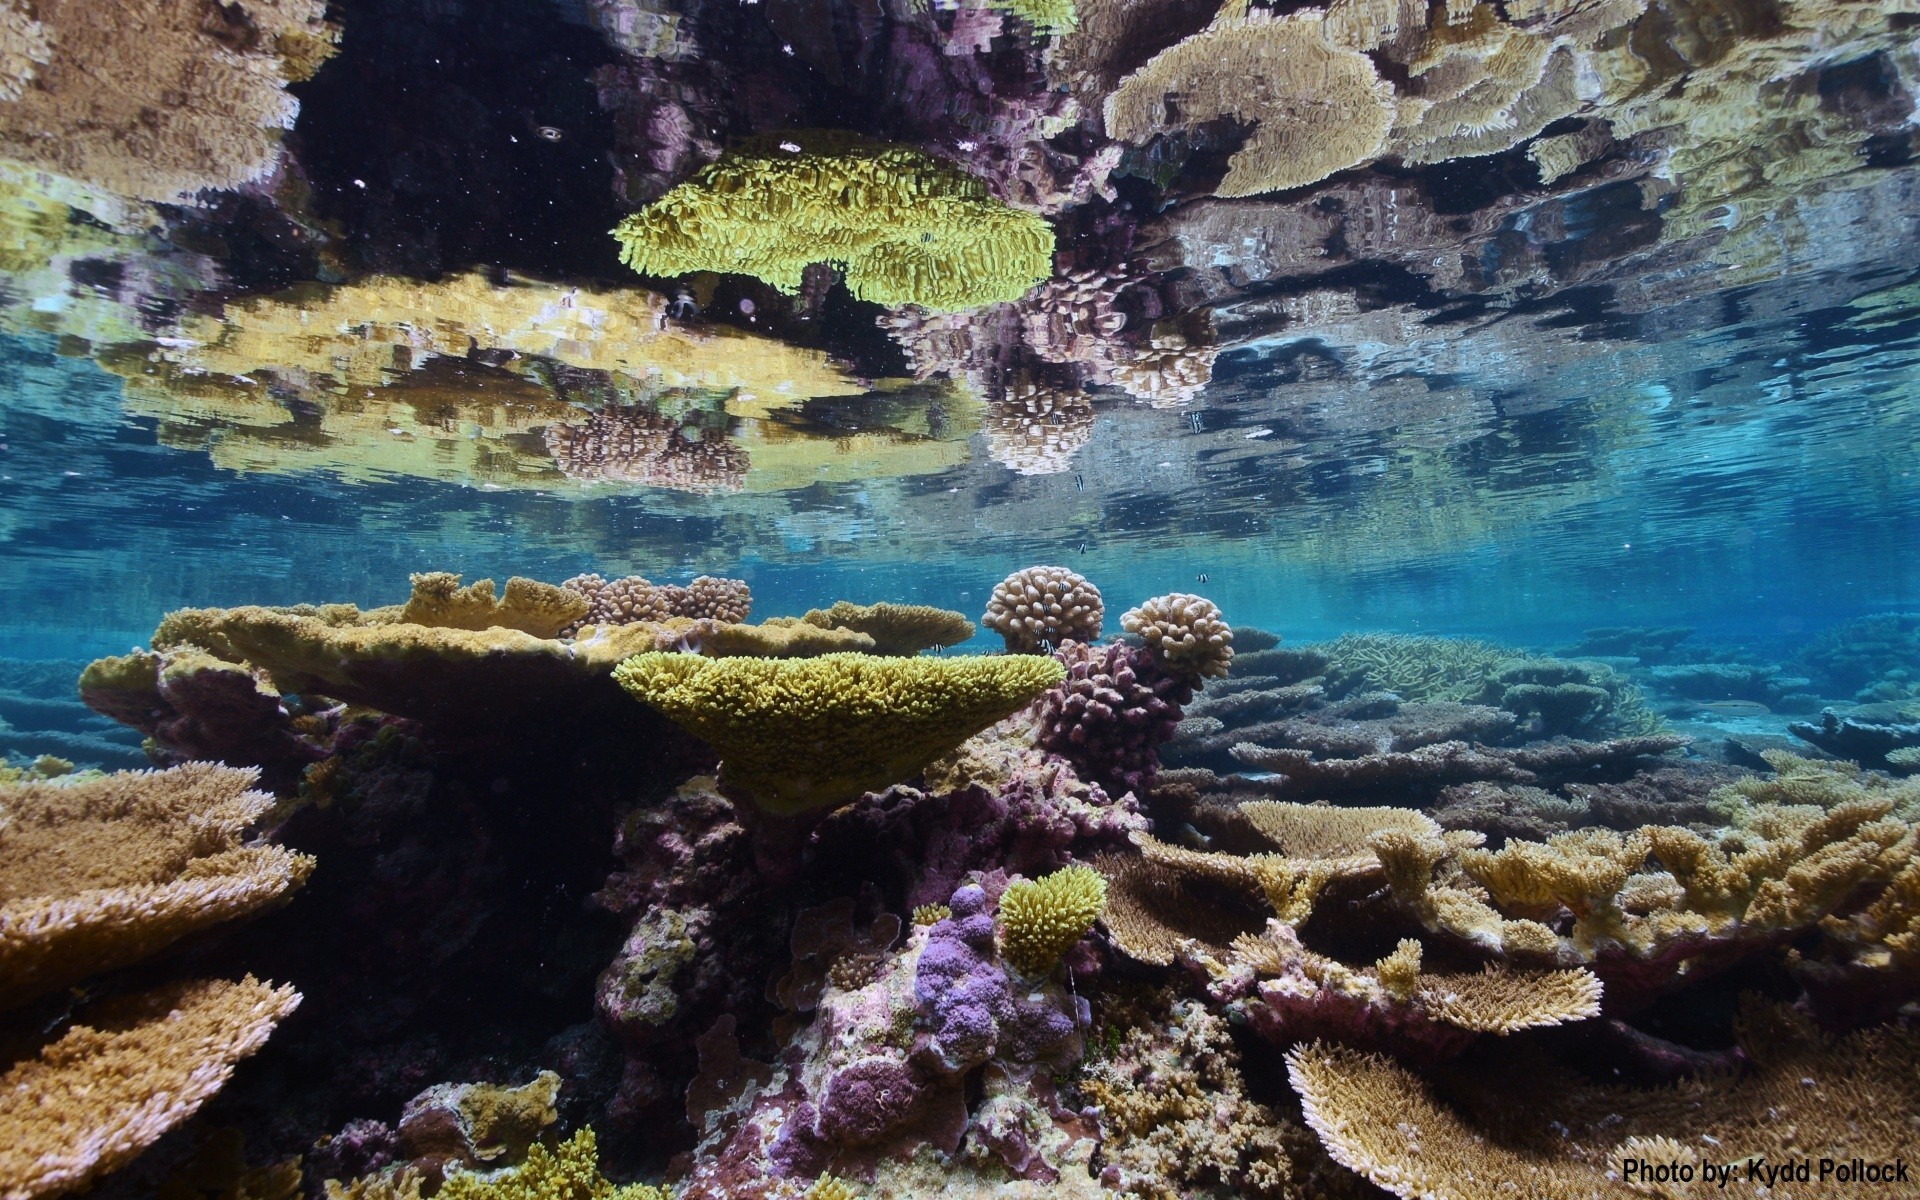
left=674, top=617, right=879, bottom=659
left=797, top=601, right=975, bottom=656
left=398, top=573, right=590, bottom=639
left=0, top=976, right=300, bottom=1200
left=1105, top=10, right=1397, bottom=196
left=982, top=565, right=1103, bottom=652
left=0, top=0, right=50, bottom=103
left=0, top=0, right=337, bottom=201
left=1288, top=1000, right=1920, bottom=1200
left=1121, top=592, right=1233, bottom=680
left=0, top=764, right=315, bottom=1011
left=544, top=405, right=748, bottom=495
left=985, top=379, right=1096, bottom=476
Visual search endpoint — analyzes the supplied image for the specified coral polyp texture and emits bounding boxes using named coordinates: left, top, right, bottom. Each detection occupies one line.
left=611, top=651, right=1065, bottom=813
left=0, top=762, right=314, bottom=1010
left=982, top=564, right=1104, bottom=652
left=611, top=133, right=1056, bottom=310
left=1121, top=592, right=1233, bottom=681
left=0, top=0, right=337, bottom=201
left=996, top=864, right=1107, bottom=976
left=0, top=977, right=300, bottom=1200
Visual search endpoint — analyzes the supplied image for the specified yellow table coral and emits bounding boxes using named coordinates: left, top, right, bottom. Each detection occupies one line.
left=611, top=133, right=1055, bottom=311
left=611, top=651, right=1065, bottom=814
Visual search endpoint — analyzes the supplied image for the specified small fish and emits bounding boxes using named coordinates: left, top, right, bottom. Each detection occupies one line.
left=1700, top=700, right=1771, bottom=717
left=535, top=125, right=564, bottom=142
left=1196, top=572, right=1209, bottom=583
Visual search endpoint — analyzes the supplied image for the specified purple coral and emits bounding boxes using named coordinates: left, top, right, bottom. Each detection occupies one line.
left=913, top=885, right=1083, bottom=1075
left=1035, top=642, right=1193, bottom=797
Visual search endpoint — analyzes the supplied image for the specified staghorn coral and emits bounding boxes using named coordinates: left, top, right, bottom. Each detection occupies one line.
left=0, top=0, right=338, bottom=201
left=0, top=763, right=314, bottom=1011
left=0, top=976, right=300, bottom=1200
left=982, top=566, right=1103, bottom=654
left=1034, top=642, right=1191, bottom=798
left=1286, top=1001, right=1920, bottom=1200
left=996, top=864, right=1107, bottom=977
left=611, top=652, right=1064, bottom=814
left=1105, top=9, right=1396, bottom=196
left=612, top=133, right=1055, bottom=311
left=1121, top=593, right=1233, bottom=681
left=399, top=574, right=591, bottom=640
left=796, top=602, right=975, bottom=657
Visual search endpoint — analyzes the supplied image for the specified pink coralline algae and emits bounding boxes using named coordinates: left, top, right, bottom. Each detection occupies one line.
left=671, top=883, right=1091, bottom=1198
left=1035, top=641, right=1193, bottom=798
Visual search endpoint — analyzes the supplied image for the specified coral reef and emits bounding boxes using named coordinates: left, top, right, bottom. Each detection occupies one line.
left=612, top=133, right=1055, bottom=311
left=1120, top=593, right=1233, bottom=682
left=982, top=566, right=1103, bottom=653
left=612, top=652, right=1064, bottom=814
left=995, top=864, right=1106, bottom=977
left=1034, top=641, right=1192, bottom=798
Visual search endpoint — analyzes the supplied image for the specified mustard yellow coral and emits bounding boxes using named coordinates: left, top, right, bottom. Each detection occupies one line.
left=611, top=133, right=1055, bottom=311
left=998, top=864, right=1108, bottom=976
left=436, top=1129, right=667, bottom=1200
left=611, top=651, right=1063, bottom=814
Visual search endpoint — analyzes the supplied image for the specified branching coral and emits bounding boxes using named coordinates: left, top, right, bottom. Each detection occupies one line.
left=0, top=0, right=338, bottom=201
left=612, top=133, right=1055, bottom=311
left=1105, top=10, right=1397, bottom=196
left=0, top=763, right=314, bottom=1010
left=1034, top=642, right=1191, bottom=798
left=982, top=566, right=1103, bottom=653
left=0, top=977, right=300, bottom=1200
left=997, top=865, right=1107, bottom=976
left=1121, top=593, right=1233, bottom=682
left=436, top=1129, right=664, bottom=1200
left=563, top=573, right=753, bottom=633
left=1287, top=1001, right=1920, bottom=1200
left=611, top=652, right=1064, bottom=814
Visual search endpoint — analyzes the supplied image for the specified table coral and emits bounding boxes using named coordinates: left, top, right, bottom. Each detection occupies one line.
left=612, top=133, right=1055, bottom=311
left=982, top=566, right=1104, bottom=653
left=796, top=602, right=976, bottom=657
left=1104, top=9, right=1397, bottom=196
left=0, top=763, right=314, bottom=1010
left=996, top=864, right=1107, bottom=977
left=0, top=976, right=300, bottom=1200
left=612, top=652, right=1064, bottom=814
left=1287, top=1000, right=1920, bottom=1200
left=400, top=573, right=591, bottom=639
left=0, top=0, right=337, bottom=201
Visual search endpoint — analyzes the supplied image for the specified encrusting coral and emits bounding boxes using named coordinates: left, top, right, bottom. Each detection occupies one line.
left=996, top=864, right=1107, bottom=976
left=612, top=652, right=1065, bottom=814
left=982, top=565, right=1103, bottom=653
left=0, top=976, right=301, bottom=1200
left=612, top=133, right=1056, bottom=311
left=0, top=763, right=314, bottom=1010
left=0, top=0, right=338, bottom=201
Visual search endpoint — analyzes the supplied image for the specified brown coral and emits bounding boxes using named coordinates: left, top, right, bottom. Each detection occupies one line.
left=0, top=764, right=314, bottom=1010
left=1104, top=10, right=1397, bottom=196
left=982, top=565, right=1104, bottom=652
left=1287, top=1001, right=1920, bottom=1200
left=796, top=601, right=975, bottom=656
left=544, top=405, right=748, bottom=495
left=984, top=380, right=1096, bottom=477
left=0, top=0, right=338, bottom=201
left=0, top=976, right=300, bottom=1200
left=1122, top=593, right=1233, bottom=681
left=399, top=573, right=590, bottom=639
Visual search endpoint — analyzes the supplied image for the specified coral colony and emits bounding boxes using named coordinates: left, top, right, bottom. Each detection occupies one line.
left=0, top=563, right=1913, bottom=1199
left=2, top=1, right=1920, bottom=1199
